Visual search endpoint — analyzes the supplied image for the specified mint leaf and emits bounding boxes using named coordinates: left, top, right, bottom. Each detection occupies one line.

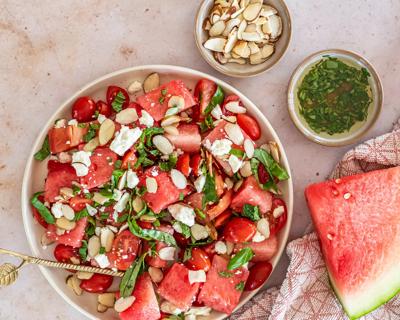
left=242, top=204, right=261, bottom=221
left=111, top=91, right=126, bottom=112
left=202, top=174, right=218, bottom=209
left=31, top=192, right=55, bottom=224
left=34, top=136, right=50, bottom=161
left=227, top=247, right=254, bottom=270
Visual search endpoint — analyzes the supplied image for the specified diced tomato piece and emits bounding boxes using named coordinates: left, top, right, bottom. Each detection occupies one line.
left=107, top=86, right=130, bottom=109
left=121, top=149, right=137, bottom=169
left=96, top=100, right=112, bottom=117
left=48, top=125, right=88, bottom=153
left=190, top=153, right=203, bottom=177
left=69, top=196, right=93, bottom=212
left=207, top=189, right=232, bottom=220
left=185, top=192, right=203, bottom=210
left=80, top=273, right=113, bottom=293
left=237, top=114, right=261, bottom=141
left=230, top=176, right=273, bottom=213
left=139, top=166, right=192, bottom=213
left=185, top=248, right=211, bottom=272
left=46, top=218, right=88, bottom=248
left=235, top=235, right=278, bottom=262
left=165, top=124, right=201, bottom=153
left=44, top=161, right=77, bottom=203
left=223, top=217, right=257, bottom=243
left=54, top=244, right=80, bottom=263
left=136, top=80, right=196, bottom=121
left=80, top=147, right=118, bottom=189
left=198, top=255, right=249, bottom=314
left=145, top=224, right=174, bottom=268
left=108, top=230, right=141, bottom=271
left=194, top=79, right=217, bottom=115
left=118, top=273, right=161, bottom=320
left=158, top=263, right=200, bottom=311
left=176, top=153, right=191, bottom=177
left=72, top=97, right=96, bottom=122
left=244, top=261, right=273, bottom=291
left=269, top=198, right=288, bottom=236
left=214, top=210, right=232, bottom=229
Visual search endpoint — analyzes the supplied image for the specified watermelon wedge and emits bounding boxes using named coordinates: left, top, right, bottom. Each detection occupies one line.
left=305, top=167, right=400, bottom=319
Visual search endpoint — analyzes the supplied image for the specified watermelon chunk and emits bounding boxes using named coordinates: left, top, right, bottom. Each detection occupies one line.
left=198, top=255, right=249, bottom=314
left=44, top=161, right=78, bottom=203
left=118, top=273, right=161, bottom=320
left=46, top=218, right=87, bottom=248
left=48, top=125, right=88, bottom=153
left=230, top=176, right=273, bottom=213
left=136, top=80, right=196, bottom=121
left=235, top=235, right=278, bottom=262
left=305, top=167, right=400, bottom=319
left=165, top=124, right=201, bottom=153
left=158, top=263, right=200, bottom=311
left=139, top=166, right=192, bottom=213
left=80, top=147, right=118, bottom=189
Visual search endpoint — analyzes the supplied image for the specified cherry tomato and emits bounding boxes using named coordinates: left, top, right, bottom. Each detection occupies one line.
left=258, top=163, right=270, bottom=184
left=185, top=247, right=211, bottom=272
left=190, top=153, right=203, bottom=177
left=174, top=232, right=190, bottom=248
left=207, top=189, right=232, bottom=220
left=194, top=79, right=217, bottom=115
left=106, top=86, right=130, bottom=110
left=80, top=273, right=113, bottom=293
left=107, top=230, right=141, bottom=271
left=244, top=261, right=273, bottom=291
left=223, top=217, right=257, bottom=243
left=54, top=244, right=80, bottom=263
left=72, top=96, right=96, bottom=122
left=69, top=196, right=93, bottom=212
left=32, top=195, right=48, bottom=228
left=121, top=149, right=137, bottom=169
left=137, top=221, right=153, bottom=230
left=214, top=210, right=232, bottom=229
left=221, top=95, right=241, bottom=116
left=176, top=153, right=191, bottom=177
left=269, top=198, right=287, bottom=237
left=96, top=100, right=112, bottom=117
left=237, top=113, right=261, bottom=140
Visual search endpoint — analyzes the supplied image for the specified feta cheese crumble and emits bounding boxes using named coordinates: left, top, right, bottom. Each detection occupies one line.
left=214, top=241, right=227, bottom=254
left=95, top=254, right=110, bottom=268
left=71, top=151, right=92, bottom=177
left=139, top=110, right=154, bottom=127
left=194, top=175, right=206, bottom=193
left=110, top=126, right=142, bottom=156
left=188, top=270, right=206, bottom=285
left=114, top=192, right=130, bottom=213
left=228, top=154, right=242, bottom=173
left=210, top=139, right=232, bottom=157
left=126, top=170, right=139, bottom=189
left=168, top=204, right=196, bottom=227
left=51, top=202, right=64, bottom=218
left=97, top=114, right=107, bottom=124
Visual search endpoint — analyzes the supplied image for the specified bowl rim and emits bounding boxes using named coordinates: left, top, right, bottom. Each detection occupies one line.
left=287, top=48, right=384, bottom=147
left=21, top=64, right=293, bottom=320
left=194, top=0, right=292, bottom=78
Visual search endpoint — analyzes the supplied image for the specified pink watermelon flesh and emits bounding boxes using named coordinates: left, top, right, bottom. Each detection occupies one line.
left=230, top=176, right=273, bottom=213
left=158, top=263, right=200, bottom=311
left=136, top=80, right=196, bottom=121
left=198, top=255, right=249, bottom=315
left=46, top=217, right=87, bottom=248
left=44, top=162, right=77, bottom=203
left=305, top=166, right=400, bottom=319
left=118, top=273, right=161, bottom=320
left=165, top=123, right=201, bottom=153
left=234, top=235, right=278, bottom=262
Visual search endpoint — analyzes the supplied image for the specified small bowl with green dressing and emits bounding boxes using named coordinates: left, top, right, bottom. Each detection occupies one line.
left=287, top=49, right=383, bottom=146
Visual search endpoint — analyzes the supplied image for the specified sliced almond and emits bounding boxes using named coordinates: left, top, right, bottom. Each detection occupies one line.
left=239, top=0, right=250, bottom=8
left=139, top=214, right=157, bottom=222
left=255, top=16, right=268, bottom=25
left=224, top=123, right=244, bottom=145
left=170, top=169, right=187, bottom=189
left=131, top=196, right=144, bottom=213
left=127, top=80, right=142, bottom=94
left=224, top=177, right=234, bottom=190
left=83, top=137, right=100, bottom=152
left=92, top=192, right=109, bottom=205
left=153, top=135, right=174, bottom=155
left=204, top=37, right=227, bottom=52
left=114, top=296, right=136, bottom=313
left=224, top=101, right=247, bottom=114
left=248, top=41, right=260, bottom=54
left=237, top=20, right=247, bottom=40
left=203, top=18, right=212, bottom=31
left=222, top=18, right=241, bottom=36
left=245, top=23, right=257, bottom=32
left=56, top=217, right=76, bottom=230
left=232, top=40, right=250, bottom=58
left=268, top=15, right=282, bottom=39
left=168, top=96, right=185, bottom=110
left=143, top=73, right=160, bottom=93
left=191, top=224, right=209, bottom=241
left=231, top=51, right=242, bottom=59
left=262, top=19, right=272, bottom=34
left=240, top=161, right=252, bottom=177
left=61, top=204, right=75, bottom=221
left=98, top=292, right=116, bottom=308
left=260, top=5, right=278, bottom=17
left=268, top=141, right=280, bottom=163
left=160, top=301, right=181, bottom=315
left=209, top=20, right=226, bottom=37
left=250, top=51, right=265, bottom=64
left=215, top=52, right=229, bottom=64
left=165, top=107, right=179, bottom=117
left=101, top=228, right=115, bottom=252
left=99, top=119, right=115, bottom=146
left=224, top=27, right=238, bottom=53
left=97, top=304, right=108, bottom=313
left=244, top=139, right=255, bottom=157
left=211, top=14, right=221, bottom=24
left=146, top=177, right=158, bottom=194
left=66, top=275, right=82, bottom=296
left=59, top=187, right=74, bottom=200
left=230, top=6, right=245, bottom=19
left=88, top=235, right=101, bottom=258
left=243, top=3, right=262, bottom=21
left=163, top=125, right=179, bottom=136
left=158, top=247, right=176, bottom=261
left=241, top=31, right=262, bottom=42
left=257, top=218, right=270, bottom=238
left=41, top=233, right=54, bottom=247
left=76, top=271, right=94, bottom=280
left=261, top=44, right=274, bottom=59
left=116, top=108, right=138, bottom=124
left=226, top=241, right=235, bottom=255
left=233, top=179, right=243, bottom=192
left=148, top=266, right=164, bottom=283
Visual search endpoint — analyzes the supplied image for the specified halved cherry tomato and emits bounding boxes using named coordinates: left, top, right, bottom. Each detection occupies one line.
left=72, top=96, right=96, bottom=122
left=185, top=247, right=211, bottom=272
left=214, top=209, right=232, bottom=229
left=106, top=86, right=130, bottom=110
left=207, top=189, right=232, bottom=220
left=194, top=79, right=217, bottom=115
left=221, top=95, right=241, bottom=116
left=244, top=261, right=273, bottom=291
left=121, top=149, right=137, bottom=169
left=69, top=196, right=93, bottom=212
left=96, top=100, right=112, bottom=117
left=237, top=113, right=261, bottom=140
left=54, top=244, right=80, bottom=263
left=190, top=153, right=203, bottom=177
left=269, top=198, right=287, bottom=237
left=176, top=153, right=191, bottom=177
left=80, top=273, right=113, bottom=293
left=174, top=232, right=189, bottom=248
left=107, top=230, right=141, bottom=271
left=32, top=195, right=48, bottom=228
left=223, top=217, right=257, bottom=243
left=258, top=163, right=270, bottom=184
left=137, top=221, right=153, bottom=230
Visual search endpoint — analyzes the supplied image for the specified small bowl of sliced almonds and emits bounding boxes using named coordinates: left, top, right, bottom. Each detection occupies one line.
left=195, top=0, right=292, bottom=77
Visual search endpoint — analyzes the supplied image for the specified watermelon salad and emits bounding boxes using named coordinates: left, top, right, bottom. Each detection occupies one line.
left=31, top=73, right=290, bottom=319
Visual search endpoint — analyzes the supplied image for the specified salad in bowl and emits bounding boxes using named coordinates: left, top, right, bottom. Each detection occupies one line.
left=26, top=68, right=291, bottom=320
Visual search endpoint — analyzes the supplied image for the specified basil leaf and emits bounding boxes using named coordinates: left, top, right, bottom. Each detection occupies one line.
left=199, top=114, right=214, bottom=133
left=204, top=85, right=224, bottom=115
left=242, top=204, right=261, bottom=222
left=114, top=160, right=122, bottom=169
left=230, top=148, right=245, bottom=158
left=195, top=208, right=206, bottom=220
left=250, top=158, right=276, bottom=192
left=79, top=240, right=88, bottom=261
left=183, top=247, right=192, bottom=262
left=235, top=281, right=245, bottom=291
left=111, top=91, right=125, bottom=112
left=202, top=174, right=218, bottom=209
left=31, top=192, right=55, bottom=224
left=128, top=218, right=177, bottom=246
left=218, top=270, right=233, bottom=278
left=159, top=153, right=178, bottom=172
left=34, top=136, right=50, bottom=161
left=83, top=123, right=98, bottom=142
left=141, top=127, right=164, bottom=147
left=178, top=222, right=191, bottom=239
left=74, top=208, right=89, bottom=221
left=227, top=247, right=254, bottom=270
left=253, top=148, right=289, bottom=181
left=111, top=169, right=125, bottom=189
left=119, top=253, right=147, bottom=298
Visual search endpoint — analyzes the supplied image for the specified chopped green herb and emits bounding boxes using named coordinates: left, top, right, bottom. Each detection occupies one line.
left=30, top=192, right=55, bottom=224
left=159, top=153, right=178, bottom=171
left=72, top=185, right=81, bottom=195
left=117, top=213, right=130, bottom=223
left=128, top=217, right=177, bottom=246
left=179, top=192, right=185, bottom=201
left=178, top=222, right=191, bottom=239
left=242, top=204, right=261, bottom=221
left=195, top=208, right=206, bottom=220
left=159, top=96, right=165, bottom=104
left=73, top=208, right=89, bottom=221
left=152, top=219, right=161, bottom=227
left=79, top=240, right=88, bottom=261
left=114, top=160, right=122, bottom=169
left=161, top=88, right=168, bottom=96
left=111, top=91, right=126, bottom=112
left=199, top=114, right=214, bottom=133
left=202, top=174, right=218, bottom=208
left=111, top=169, right=125, bottom=189
left=235, top=281, right=245, bottom=291
left=119, top=253, right=147, bottom=298
left=227, top=247, right=254, bottom=270
left=34, top=136, right=50, bottom=161
left=219, top=270, right=234, bottom=278
left=83, top=123, right=99, bottom=142
left=203, top=85, right=224, bottom=115
left=230, top=148, right=245, bottom=158
left=99, top=247, right=106, bottom=255
left=183, top=247, right=192, bottom=262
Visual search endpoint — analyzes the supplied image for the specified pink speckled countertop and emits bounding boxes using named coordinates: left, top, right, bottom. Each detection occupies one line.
left=0, top=0, right=399, bottom=319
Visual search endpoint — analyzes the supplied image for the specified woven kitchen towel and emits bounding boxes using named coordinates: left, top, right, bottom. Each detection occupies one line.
left=231, top=118, right=400, bottom=320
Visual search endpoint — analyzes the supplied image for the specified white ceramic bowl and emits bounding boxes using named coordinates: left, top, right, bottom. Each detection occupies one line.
left=21, top=65, right=293, bottom=320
